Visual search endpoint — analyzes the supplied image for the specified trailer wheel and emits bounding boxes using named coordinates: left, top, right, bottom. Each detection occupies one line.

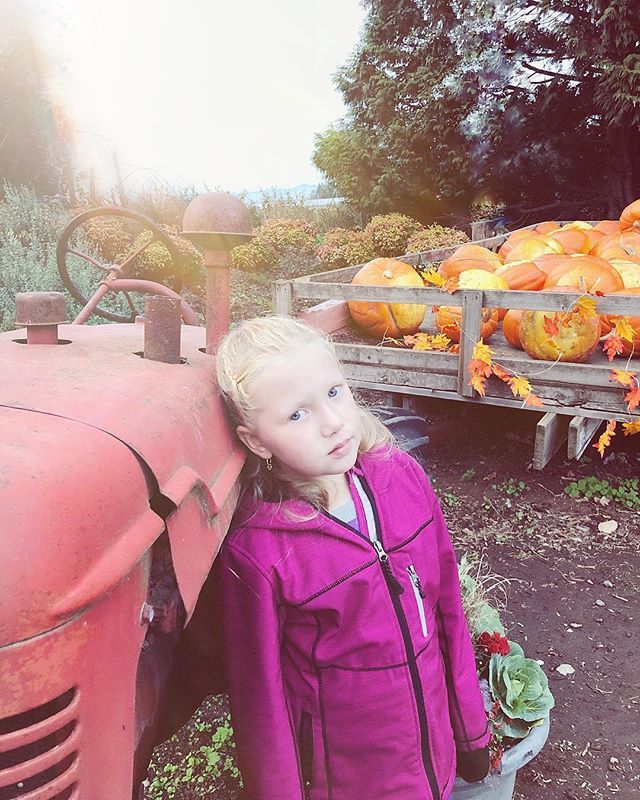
left=369, top=405, right=429, bottom=468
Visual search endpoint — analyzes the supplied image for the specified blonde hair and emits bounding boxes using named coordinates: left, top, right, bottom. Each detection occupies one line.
left=215, top=315, right=394, bottom=515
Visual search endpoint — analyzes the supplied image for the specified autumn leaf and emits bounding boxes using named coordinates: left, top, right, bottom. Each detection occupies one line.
left=610, top=368, right=638, bottom=388
left=446, top=277, right=460, bottom=294
left=422, top=269, right=445, bottom=287
left=543, top=314, right=560, bottom=337
left=467, top=358, right=492, bottom=396
left=491, top=364, right=511, bottom=382
left=472, top=340, right=494, bottom=366
left=430, top=333, right=452, bottom=351
left=507, top=375, right=533, bottom=400
left=594, top=420, right=617, bottom=457
left=603, top=336, right=626, bottom=361
left=625, top=385, right=640, bottom=413
left=450, top=343, right=460, bottom=354
left=524, top=392, right=544, bottom=408
left=575, top=295, right=598, bottom=320
left=614, top=317, right=636, bottom=343
left=623, top=419, right=640, bottom=436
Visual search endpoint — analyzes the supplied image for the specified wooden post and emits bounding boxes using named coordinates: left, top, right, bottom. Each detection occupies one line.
left=458, top=290, right=484, bottom=398
left=273, top=280, right=293, bottom=315
left=568, top=416, right=604, bottom=460
left=533, top=413, right=569, bottom=470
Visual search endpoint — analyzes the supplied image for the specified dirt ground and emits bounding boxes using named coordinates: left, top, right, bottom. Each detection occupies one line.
left=145, top=396, right=638, bottom=800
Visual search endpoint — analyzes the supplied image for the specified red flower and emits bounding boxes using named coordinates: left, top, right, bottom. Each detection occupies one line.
left=477, top=631, right=510, bottom=656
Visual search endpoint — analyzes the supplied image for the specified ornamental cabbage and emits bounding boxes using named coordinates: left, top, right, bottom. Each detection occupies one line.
left=488, top=641, right=555, bottom=739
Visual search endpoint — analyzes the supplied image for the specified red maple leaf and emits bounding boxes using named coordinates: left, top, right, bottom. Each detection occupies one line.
left=625, top=385, right=640, bottom=413
left=543, top=315, right=560, bottom=336
left=603, top=336, right=625, bottom=361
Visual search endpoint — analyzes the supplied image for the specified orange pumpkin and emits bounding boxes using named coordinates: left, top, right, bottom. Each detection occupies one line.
left=505, top=237, right=563, bottom=263
left=535, top=221, right=560, bottom=234
left=591, top=233, right=620, bottom=257
left=549, top=228, right=591, bottom=254
left=439, top=257, right=497, bottom=281
left=348, top=258, right=426, bottom=338
left=519, top=305, right=601, bottom=362
left=435, top=306, right=499, bottom=343
left=619, top=199, right=640, bottom=234
left=447, top=244, right=502, bottom=267
left=495, top=261, right=546, bottom=291
left=594, top=220, right=620, bottom=234
left=543, top=255, right=624, bottom=294
left=619, top=231, right=640, bottom=258
left=608, top=259, right=640, bottom=288
left=502, top=309, right=525, bottom=349
left=598, top=244, right=634, bottom=261
left=498, top=230, right=539, bottom=259
left=599, top=288, right=640, bottom=356
left=583, top=228, right=605, bottom=252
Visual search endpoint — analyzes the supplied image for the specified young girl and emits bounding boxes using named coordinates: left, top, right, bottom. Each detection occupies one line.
left=214, top=315, right=490, bottom=800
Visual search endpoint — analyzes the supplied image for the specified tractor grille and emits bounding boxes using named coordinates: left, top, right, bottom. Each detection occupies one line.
left=0, top=688, right=80, bottom=800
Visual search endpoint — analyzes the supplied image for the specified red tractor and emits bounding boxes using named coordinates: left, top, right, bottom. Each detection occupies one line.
left=0, top=194, right=428, bottom=800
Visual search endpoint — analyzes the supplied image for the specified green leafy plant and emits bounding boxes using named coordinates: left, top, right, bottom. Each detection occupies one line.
left=442, top=491, right=460, bottom=508
left=406, top=224, right=469, bottom=253
left=317, top=227, right=374, bottom=269
left=564, top=476, right=640, bottom=509
left=125, top=225, right=204, bottom=286
left=488, top=641, right=555, bottom=739
left=492, top=478, right=528, bottom=497
left=459, top=554, right=554, bottom=772
left=230, top=237, right=279, bottom=274
left=364, top=213, right=424, bottom=257
left=146, top=713, right=240, bottom=799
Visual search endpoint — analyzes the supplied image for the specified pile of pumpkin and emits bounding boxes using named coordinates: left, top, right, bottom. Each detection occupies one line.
left=347, top=199, right=640, bottom=363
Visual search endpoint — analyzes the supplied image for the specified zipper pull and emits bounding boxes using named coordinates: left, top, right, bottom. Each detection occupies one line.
left=373, top=540, right=404, bottom=594
left=407, top=565, right=427, bottom=599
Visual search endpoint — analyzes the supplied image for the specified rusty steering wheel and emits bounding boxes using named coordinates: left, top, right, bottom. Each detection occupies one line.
left=57, top=206, right=198, bottom=325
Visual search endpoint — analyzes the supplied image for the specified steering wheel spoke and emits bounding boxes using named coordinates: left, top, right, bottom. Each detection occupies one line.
left=56, top=207, right=181, bottom=324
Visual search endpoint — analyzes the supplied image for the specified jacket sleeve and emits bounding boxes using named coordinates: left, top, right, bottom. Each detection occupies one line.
left=406, top=454, right=490, bottom=759
left=214, top=539, right=305, bottom=800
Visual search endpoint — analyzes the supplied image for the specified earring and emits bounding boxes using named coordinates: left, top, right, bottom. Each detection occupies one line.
left=265, top=457, right=273, bottom=471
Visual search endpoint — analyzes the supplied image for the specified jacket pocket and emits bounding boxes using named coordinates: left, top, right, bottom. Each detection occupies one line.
left=407, top=564, right=428, bottom=637
left=298, top=710, right=314, bottom=790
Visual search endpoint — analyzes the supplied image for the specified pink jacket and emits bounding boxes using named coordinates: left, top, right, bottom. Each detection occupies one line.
left=215, top=446, right=489, bottom=800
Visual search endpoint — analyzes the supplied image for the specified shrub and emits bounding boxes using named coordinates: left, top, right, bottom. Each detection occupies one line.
left=258, top=218, right=318, bottom=256
left=364, top=213, right=424, bottom=257
left=83, top=217, right=132, bottom=263
left=124, top=225, right=204, bottom=286
left=406, top=225, right=469, bottom=253
left=230, top=238, right=279, bottom=273
left=317, top=228, right=375, bottom=269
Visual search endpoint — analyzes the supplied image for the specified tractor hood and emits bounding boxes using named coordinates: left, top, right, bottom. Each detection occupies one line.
left=0, top=324, right=244, bottom=646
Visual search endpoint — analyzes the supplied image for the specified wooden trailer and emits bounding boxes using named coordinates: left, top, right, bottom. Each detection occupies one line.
left=273, top=227, right=640, bottom=469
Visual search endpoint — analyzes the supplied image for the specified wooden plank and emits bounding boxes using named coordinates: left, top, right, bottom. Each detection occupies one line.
left=533, top=413, right=569, bottom=470
left=290, top=280, right=640, bottom=316
left=273, top=280, right=293, bottom=315
left=568, top=416, right=604, bottom=459
left=341, top=362, right=458, bottom=392
left=458, top=290, right=484, bottom=397
left=296, top=299, right=351, bottom=334
left=335, top=342, right=458, bottom=373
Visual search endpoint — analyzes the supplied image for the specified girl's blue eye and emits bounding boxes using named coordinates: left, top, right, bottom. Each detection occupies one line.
left=328, top=385, right=341, bottom=398
left=289, top=409, right=307, bottom=422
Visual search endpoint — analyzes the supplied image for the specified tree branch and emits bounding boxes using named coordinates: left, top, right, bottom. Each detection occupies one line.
left=522, top=61, right=583, bottom=82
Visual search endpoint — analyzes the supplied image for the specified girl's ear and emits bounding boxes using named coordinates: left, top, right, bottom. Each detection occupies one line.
left=236, top=425, right=272, bottom=460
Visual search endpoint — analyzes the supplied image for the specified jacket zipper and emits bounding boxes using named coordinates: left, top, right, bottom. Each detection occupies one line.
left=359, top=476, right=441, bottom=800
left=407, top=565, right=428, bottom=637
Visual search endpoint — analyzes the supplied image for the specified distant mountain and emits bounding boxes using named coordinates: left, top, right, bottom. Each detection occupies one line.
left=240, top=183, right=319, bottom=203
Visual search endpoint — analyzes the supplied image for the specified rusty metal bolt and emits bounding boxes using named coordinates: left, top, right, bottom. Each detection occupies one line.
left=140, top=603, right=155, bottom=625
left=143, top=296, right=182, bottom=363
left=15, top=292, right=67, bottom=345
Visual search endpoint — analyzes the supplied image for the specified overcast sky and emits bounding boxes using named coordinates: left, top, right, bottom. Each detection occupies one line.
left=42, top=0, right=365, bottom=193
